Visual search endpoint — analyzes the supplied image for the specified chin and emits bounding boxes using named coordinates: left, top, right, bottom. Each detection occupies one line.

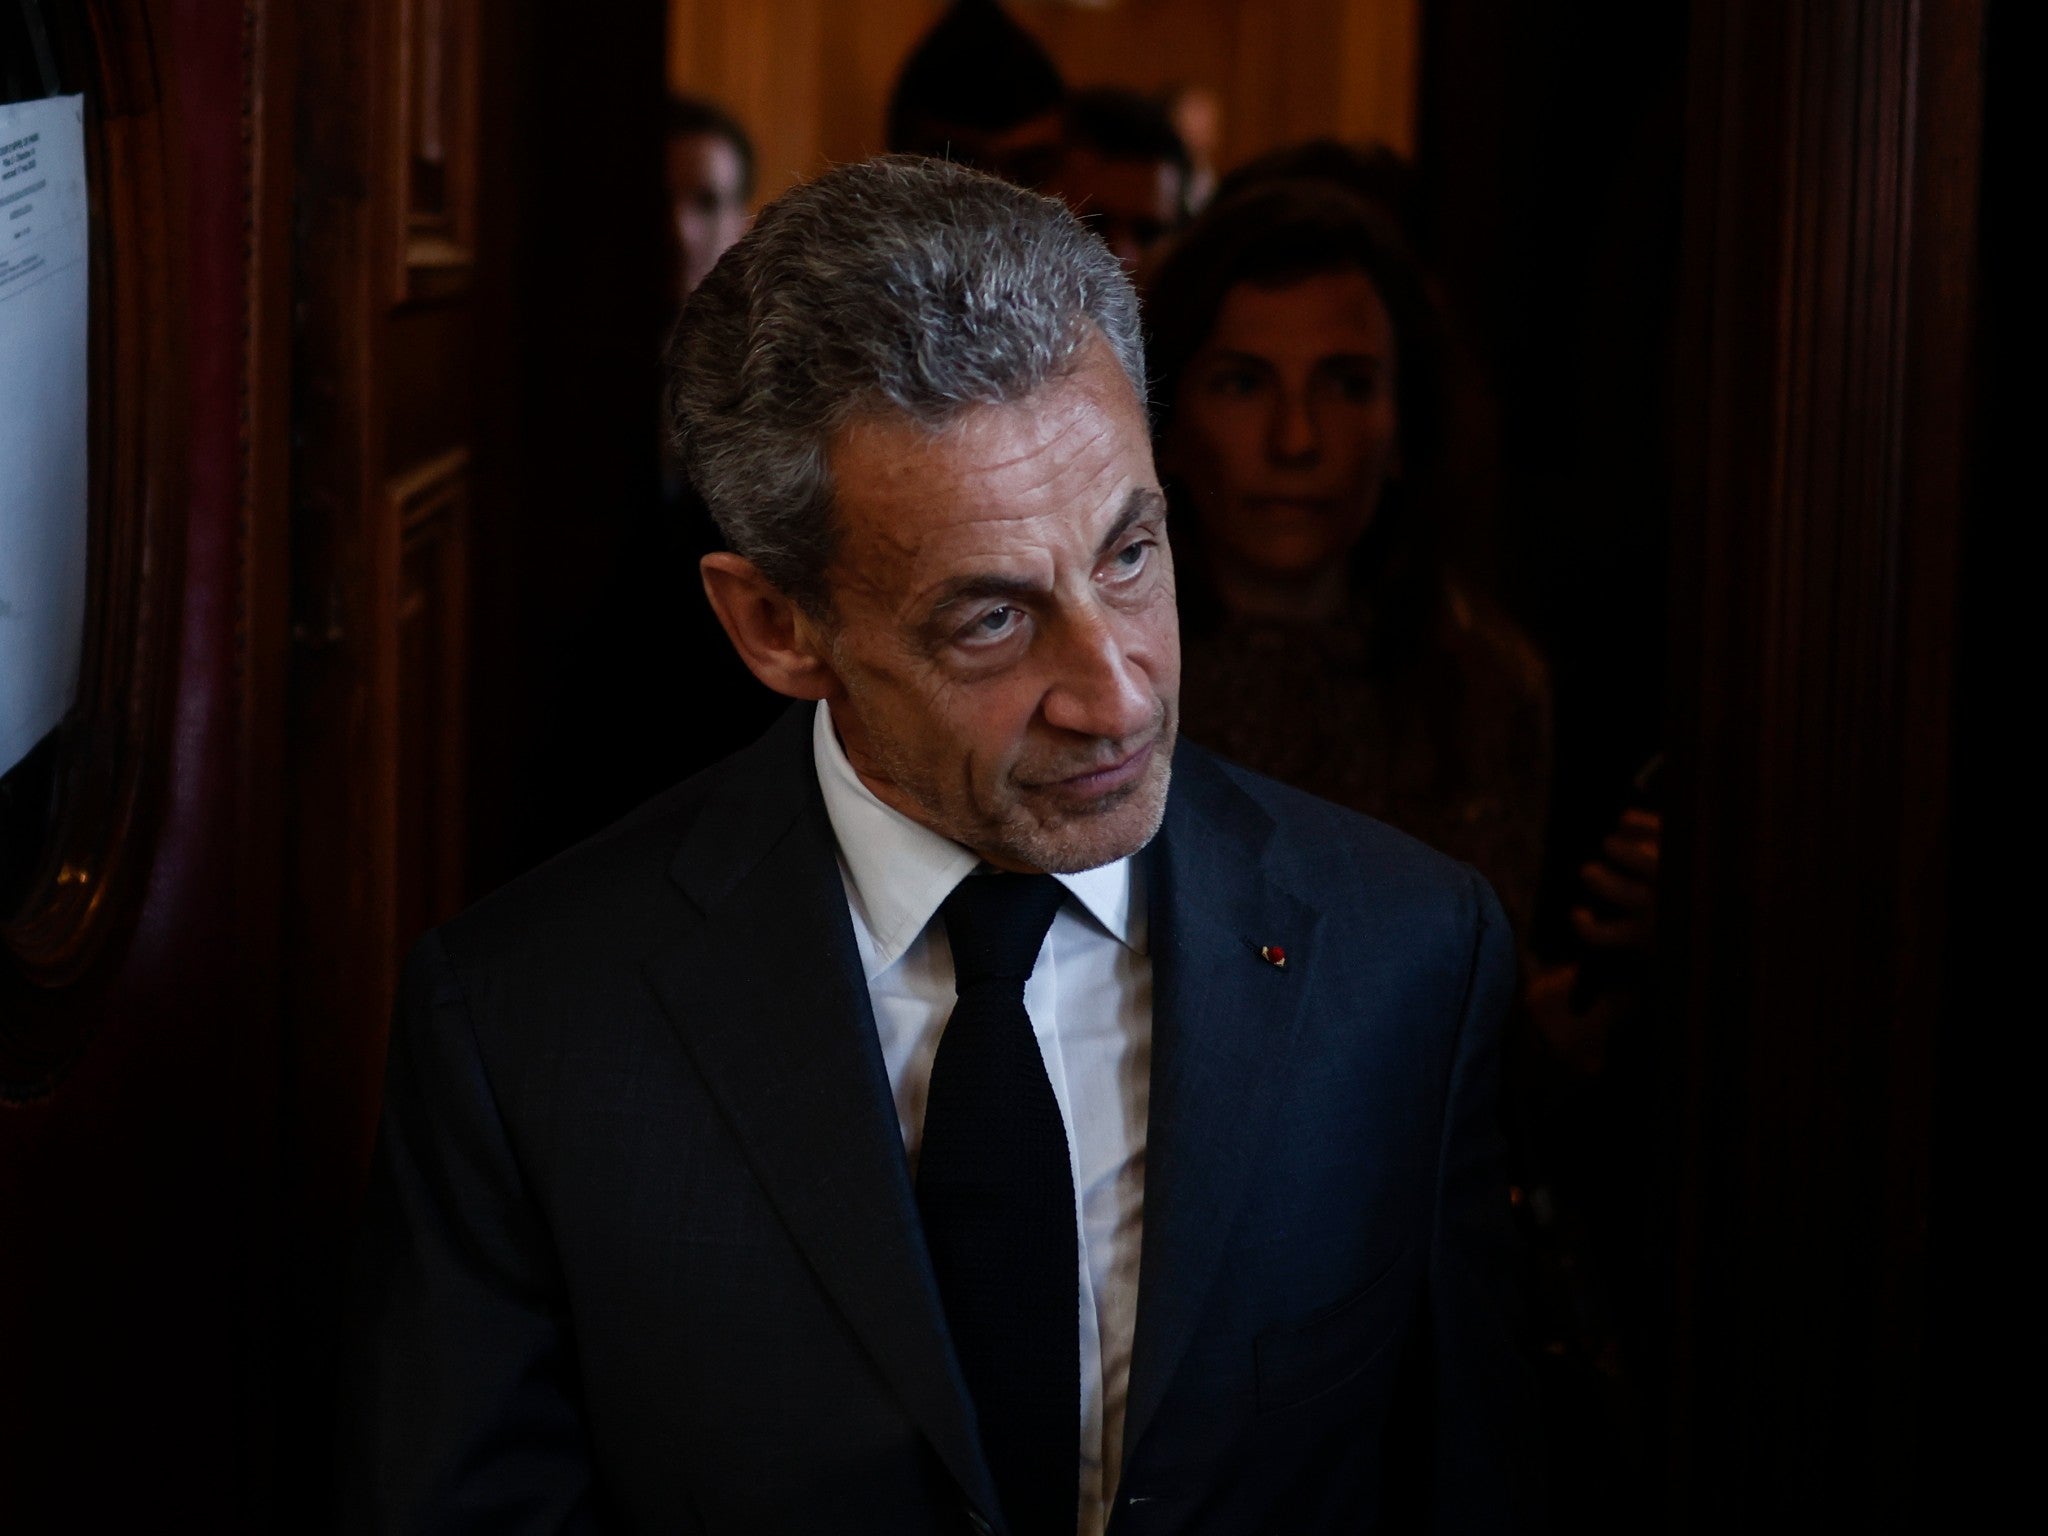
left=988, top=752, right=1175, bottom=875
left=1242, top=545, right=1349, bottom=586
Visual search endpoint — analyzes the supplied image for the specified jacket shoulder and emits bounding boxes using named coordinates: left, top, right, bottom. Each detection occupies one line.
left=432, top=705, right=812, bottom=985
left=1183, top=740, right=1496, bottom=919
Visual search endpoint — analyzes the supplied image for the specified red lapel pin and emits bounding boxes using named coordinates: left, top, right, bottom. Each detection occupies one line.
left=1258, top=944, right=1287, bottom=969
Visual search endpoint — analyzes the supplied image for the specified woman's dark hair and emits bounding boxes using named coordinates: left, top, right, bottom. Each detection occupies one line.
left=1209, top=138, right=1422, bottom=246
left=1145, top=175, right=1452, bottom=678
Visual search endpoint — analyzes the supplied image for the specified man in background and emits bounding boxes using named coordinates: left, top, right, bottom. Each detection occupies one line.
left=1049, top=88, right=1191, bottom=272
left=887, top=0, right=1066, bottom=188
left=667, top=93, right=754, bottom=301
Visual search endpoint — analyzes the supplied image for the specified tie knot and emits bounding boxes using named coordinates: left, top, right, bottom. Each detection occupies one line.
left=940, top=872, right=1065, bottom=993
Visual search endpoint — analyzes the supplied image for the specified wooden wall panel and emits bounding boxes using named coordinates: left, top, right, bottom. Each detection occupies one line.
left=1332, top=0, right=1416, bottom=150
left=669, top=0, right=830, bottom=191
left=283, top=0, right=484, bottom=1507
left=812, top=0, right=935, bottom=180
left=1661, top=0, right=1981, bottom=1525
left=2, top=0, right=662, bottom=1524
left=1038, top=0, right=1415, bottom=163
left=292, top=0, right=478, bottom=1104
left=292, top=0, right=400, bottom=1132
left=668, top=0, right=1418, bottom=205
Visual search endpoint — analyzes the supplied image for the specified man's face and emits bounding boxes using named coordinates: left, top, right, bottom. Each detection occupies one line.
left=898, top=112, right=1065, bottom=189
left=1052, top=148, right=1184, bottom=270
left=817, top=334, right=1179, bottom=875
left=668, top=132, right=750, bottom=298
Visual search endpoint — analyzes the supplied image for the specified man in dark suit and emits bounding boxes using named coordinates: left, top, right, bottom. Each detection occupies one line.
left=338, top=157, right=1536, bottom=1534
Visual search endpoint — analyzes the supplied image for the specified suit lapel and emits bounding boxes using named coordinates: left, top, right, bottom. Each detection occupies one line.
left=641, top=707, right=1000, bottom=1523
left=1120, top=747, right=1325, bottom=1469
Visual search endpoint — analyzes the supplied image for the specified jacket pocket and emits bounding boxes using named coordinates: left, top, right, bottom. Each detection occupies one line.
left=1253, top=1248, right=1412, bottom=1413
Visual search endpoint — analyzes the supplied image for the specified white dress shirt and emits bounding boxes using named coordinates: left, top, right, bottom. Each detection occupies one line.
left=811, top=701, right=1152, bottom=1536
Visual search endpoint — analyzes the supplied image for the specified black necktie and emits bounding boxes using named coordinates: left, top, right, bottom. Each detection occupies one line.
left=917, top=871, right=1078, bottom=1536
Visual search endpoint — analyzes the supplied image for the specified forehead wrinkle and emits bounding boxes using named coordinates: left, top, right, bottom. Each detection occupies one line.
left=828, top=353, right=1158, bottom=622
left=932, top=393, right=1122, bottom=504
left=878, top=416, right=1135, bottom=561
left=903, top=450, right=1143, bottom=612
left=835, top=412, right=1085, bottom=544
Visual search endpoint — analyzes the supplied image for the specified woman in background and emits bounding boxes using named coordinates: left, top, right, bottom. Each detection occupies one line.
left=1146, top=178, right=1552, bottom=932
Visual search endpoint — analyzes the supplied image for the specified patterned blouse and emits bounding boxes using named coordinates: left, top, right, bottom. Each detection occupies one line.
left=1177, top=583, right=1553, bottom=937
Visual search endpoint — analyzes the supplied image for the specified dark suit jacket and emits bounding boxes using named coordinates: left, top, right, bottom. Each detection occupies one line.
left=338, top=704, right=1537, bottom=1534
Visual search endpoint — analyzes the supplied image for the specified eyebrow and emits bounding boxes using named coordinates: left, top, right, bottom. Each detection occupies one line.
left=921, top=485, right=1168, bottom=619
left=1095, top=485, right=1168, bottom=561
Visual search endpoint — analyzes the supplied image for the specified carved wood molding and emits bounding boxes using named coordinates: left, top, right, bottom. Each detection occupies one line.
left=389, top=442, right=469, bottom=534
left=1, top=2, right=184, bottom=1022
left=389, top=445, right=470, bottom=951
left=391, top=0, right=476, bottom=304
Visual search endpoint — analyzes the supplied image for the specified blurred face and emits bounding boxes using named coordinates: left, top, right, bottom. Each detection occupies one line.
left=669, top=131, right=750, bottom=297
left=820, top=335, right=1179, bottom=874
left=899, top=111, right=1065, bottom=189
left=1163, top=267, right=1400, bottom=592
left=1053, top=149, right=1184, bottom=269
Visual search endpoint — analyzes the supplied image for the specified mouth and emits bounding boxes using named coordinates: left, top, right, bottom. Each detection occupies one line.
left=1030, top=736, right=1159, bottom=801
left=1246, top=495, right=1348, bottom=521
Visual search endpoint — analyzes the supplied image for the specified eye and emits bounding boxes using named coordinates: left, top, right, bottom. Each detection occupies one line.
left=957, top=605, right=1024, bottom=647
left=1204, top=363, right=1263, bottom=398
left=1326, top=362, right=1381, bottom=403
left=1105, top=538, right=1153, bottom=582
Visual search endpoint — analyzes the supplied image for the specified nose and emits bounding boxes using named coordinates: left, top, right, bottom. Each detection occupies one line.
left=1267, top=384, right=1320, bottom=465
left=1040, top=609, right=1157, bottom=743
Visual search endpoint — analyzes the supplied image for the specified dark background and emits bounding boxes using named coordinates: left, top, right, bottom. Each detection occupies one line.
left=1, top=1, right=1999, bottom=1529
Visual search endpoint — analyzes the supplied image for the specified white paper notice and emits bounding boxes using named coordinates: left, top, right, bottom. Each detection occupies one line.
left=0, top=94, right=89, bottom=777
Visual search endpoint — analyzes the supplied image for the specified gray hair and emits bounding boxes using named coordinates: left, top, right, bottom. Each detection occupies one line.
left=666, top=155, right=1148, bottom=612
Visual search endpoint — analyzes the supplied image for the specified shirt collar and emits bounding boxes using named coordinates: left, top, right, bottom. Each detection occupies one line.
left=811, top=700, right=1146, bottom=978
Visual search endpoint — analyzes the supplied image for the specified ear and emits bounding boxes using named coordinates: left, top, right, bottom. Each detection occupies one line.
left=700, top=552, right=840, bottom=701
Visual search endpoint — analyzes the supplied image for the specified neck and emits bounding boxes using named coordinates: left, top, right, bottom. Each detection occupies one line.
left=1205, top=553, right=1350, bottom=624
left=825, top=700, right=1046, bottom=875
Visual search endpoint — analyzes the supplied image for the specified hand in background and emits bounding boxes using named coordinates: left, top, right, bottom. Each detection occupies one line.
left=1530, top=809, right=1662, bottom=1075
left=1569, top=807, right=1660, bottom=954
